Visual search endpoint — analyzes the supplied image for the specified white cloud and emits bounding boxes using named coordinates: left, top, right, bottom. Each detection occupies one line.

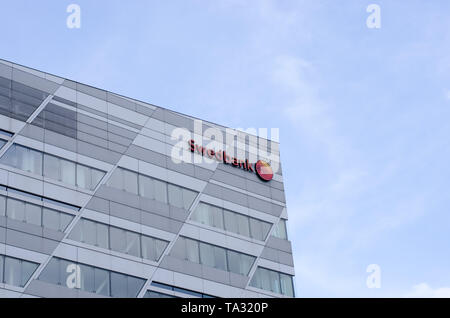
left=405, top=283, right=450, bottom=298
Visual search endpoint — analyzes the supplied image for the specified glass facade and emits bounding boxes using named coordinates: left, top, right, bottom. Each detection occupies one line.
left=0, top=60, right=294, bottom=299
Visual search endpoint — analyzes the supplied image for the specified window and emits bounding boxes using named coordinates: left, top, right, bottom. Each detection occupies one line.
left=191, top=202, right=272, bottom=241
left=38, top=257, right=145, bottom=298
left=43, top=207, right=73, bottom=232
left=107, top=167, right=197, bottom=208
left=1, top=255, right=38, bottom=288
left=171, top=237, right=255, bottom=276
left=168, top=184, right=183, bottom=208
left=0, top=195, right=5, bottom=216
left=0, top=144, right=105, bottom=191
left=123, top=169, right=138, bottom=195
left=94, top=267, right=110, bottom=296
left=69, top=218, right=168, bottom=262
left=249, top=267, right=295, bottom=297
left=138, top=175, right=154, bottom=199
left=272, top=219, right=288, bottom=240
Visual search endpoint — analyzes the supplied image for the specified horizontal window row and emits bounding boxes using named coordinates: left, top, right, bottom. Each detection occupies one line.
left=0, top=195, right=74, bottom=232
left=0, top=77, right=49, bottom=122
left=191, top=202, right=272, bottom=241
left=0, top=144, right=106, bottom=191
left=107, top=167, right=197, bottom=210
left=0, top=254, right=39, bottom=288
left=33, top=103, right=78, bottom=139
left=39, top=257, right=145, bottom=297
left=0, top=184, right=80, bottom=211
left=148, top=281, right=215, bottom=298
left=170, top=237, right=255, bottom=276
left=271, top=219, right=288, bottom=240
left=69, top=218, right=169, bottom=262
left=249, top=267, right=295, bottom=297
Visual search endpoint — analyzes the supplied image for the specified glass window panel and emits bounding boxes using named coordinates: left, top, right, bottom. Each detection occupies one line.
left=168, top=184, right=183, bottom=208
left=199, top=242, right=215, bottom=268
left=110, top=272, right=127, bottom=298
left=94, top=268, right=110, bottom=296
left=211, top=206, right=224, bottom=229
left=185, top=238, right=199, bottom=263
left=182, top=188, right=197, bottom=210
left=4, top=257, right=21, bottom=287
left=7, top=198, right=25, bottom=222
left=76, top=165, right=91, bottom=190
left=107, top=168, right=123, bottom=189
left=213, top=246, right=227, bottom=271
left=127, top=276, right=144, bottom=298
left=250, top=218, right=263, bottom=241
left=191, top=203, right=210, bottom=226
left=21, top=260, right=38, bottom=287
left=91, top=169, right=104, bottom=190
left=280, top=273, right=294, bottom=297
left=123, top=169, right=138, bottom=195
left=60, top=213, right=73, bottom=232
left=0, top=144, right=17, bottom=167
left=0, top=255, right=3, bottom=284
left=273, top=219, right=288, bottom=240
left=125, top=231, right=140, bottom=257
left=223, top=210, right=238, bottom=234
left=269, top=269, right=281, bottom=294
left=96, top=222, right=109, bottom=249
left=14, top=145, right=27, bottom=170
left=68, top=220, right=82, bottom=242
left=227, top=250, right=254, bottom=276
left=236, top=213, right=250, bottom=237
left=261, top=221, right=272, bottom=241
left=250, top=267, right=261, bottom=289
left=110, top=227, right=127, bottom=254
left=0, top=195, right=6, bottom=216
left=240, top=254, right=255, bottom=276
left=154, top=239, right=168, bottom=261
left=43, top=208, right=60, bottom=231
left=24, top=202, right=41, bottom=226
left=169, top=237, right=187, bottom=260
left=43, top=154, right=60, bottom=180
left=83, top=219, right=97, bottom=246
left=29, top=148, right=43, bottom=175
left=79, top=264, right=95, bottom=293
left=59, top=259, right=73, bottom=287
left=154, top=179, right=167, bottom=203
left=138, top=175, right=154, bottom=199
left=259, top=268, right=272, bottom=292
left=60, top=160, right=76, bottom=185
left=38, top=258, right=60, bottom=285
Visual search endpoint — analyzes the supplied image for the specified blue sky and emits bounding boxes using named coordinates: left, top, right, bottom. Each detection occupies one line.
left=1, top=0, right=450, bottom=297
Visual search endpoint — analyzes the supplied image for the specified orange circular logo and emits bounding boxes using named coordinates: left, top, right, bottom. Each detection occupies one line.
left=255, top=160, right=273, bottom=181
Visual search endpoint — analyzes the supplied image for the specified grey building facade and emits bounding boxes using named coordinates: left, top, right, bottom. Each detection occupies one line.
left=0, top=59, right=295, bottom=298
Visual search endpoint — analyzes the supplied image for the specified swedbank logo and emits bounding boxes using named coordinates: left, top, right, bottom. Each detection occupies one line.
left=189, top=140, right=273, bottom=182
